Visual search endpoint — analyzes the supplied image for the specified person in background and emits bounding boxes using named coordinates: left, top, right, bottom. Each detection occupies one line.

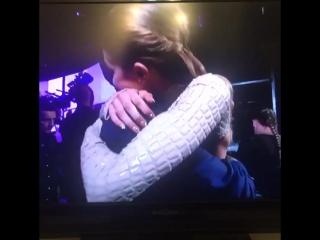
left=60, top=84, right=98, bottom=203
left=39, top=97, right=62, bottom=203
left=237, top=108, right=281, bottom=199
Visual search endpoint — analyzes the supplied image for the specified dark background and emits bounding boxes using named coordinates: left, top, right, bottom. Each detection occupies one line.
left=39, top=1, right=281, bottom=135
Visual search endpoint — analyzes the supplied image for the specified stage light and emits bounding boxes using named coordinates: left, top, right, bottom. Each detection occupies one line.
left=130, top=7, right=139, bottom=17
left=176, top=13, right=187, bottom=25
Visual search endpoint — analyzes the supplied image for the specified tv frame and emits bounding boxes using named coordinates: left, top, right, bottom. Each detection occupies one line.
left=40, top=200, right=280, bottom=238
left=39, top=0, right=281, bottom=238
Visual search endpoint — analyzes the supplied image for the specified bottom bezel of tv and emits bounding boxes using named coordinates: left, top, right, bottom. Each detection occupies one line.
left=40, top=200, right=280, bottom=237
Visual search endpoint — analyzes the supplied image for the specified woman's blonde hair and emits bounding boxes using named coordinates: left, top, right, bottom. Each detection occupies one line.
left=101, top=4, right=206, bottom=83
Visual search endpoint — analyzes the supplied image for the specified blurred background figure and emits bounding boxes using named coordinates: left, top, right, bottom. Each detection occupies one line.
left=60, top=84, right=98, bottom=203
left=39, top=97, right=62, bottom=203
left=237, top=108, right=281, bottom=199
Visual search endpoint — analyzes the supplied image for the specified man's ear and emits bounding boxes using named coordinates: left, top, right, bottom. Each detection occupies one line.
left=133, top=62, right=149, bottom=81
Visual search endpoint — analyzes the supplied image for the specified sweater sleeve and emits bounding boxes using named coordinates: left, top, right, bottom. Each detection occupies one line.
left=81, top=73, right=232, bottom=202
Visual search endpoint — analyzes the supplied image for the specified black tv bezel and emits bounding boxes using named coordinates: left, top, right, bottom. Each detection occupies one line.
left=39, top=0, right=281, bottom=238
left=40, top=200, right=280, bottom=238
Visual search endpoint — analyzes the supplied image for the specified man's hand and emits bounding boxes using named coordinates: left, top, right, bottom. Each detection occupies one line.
left=102, top=89, right=155, bottom=133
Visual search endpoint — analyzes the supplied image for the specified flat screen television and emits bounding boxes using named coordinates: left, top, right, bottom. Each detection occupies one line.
left=39, top=0, right=281, bottom=237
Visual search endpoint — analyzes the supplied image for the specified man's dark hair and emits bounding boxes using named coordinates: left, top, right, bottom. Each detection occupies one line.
left=73, top=85, right=94, bottom=106
left=39, top=96, right=57, bottom=112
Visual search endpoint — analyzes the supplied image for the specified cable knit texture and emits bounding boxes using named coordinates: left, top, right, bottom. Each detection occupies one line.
left=81, top=73, right=231, bottom=202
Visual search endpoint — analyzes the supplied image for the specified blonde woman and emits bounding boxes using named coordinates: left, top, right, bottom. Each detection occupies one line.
left=81, top=4, right=255, bottom=202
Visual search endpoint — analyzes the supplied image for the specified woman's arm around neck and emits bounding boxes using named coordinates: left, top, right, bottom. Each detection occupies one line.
left=81, top=73, right=232, bottom=202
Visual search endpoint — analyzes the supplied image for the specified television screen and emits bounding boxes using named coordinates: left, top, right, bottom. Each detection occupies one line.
left=39, top=1, right=281, bottom=204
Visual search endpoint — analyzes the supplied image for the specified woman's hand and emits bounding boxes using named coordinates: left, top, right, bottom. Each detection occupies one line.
left=104, top=89, right=155, bottom=133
